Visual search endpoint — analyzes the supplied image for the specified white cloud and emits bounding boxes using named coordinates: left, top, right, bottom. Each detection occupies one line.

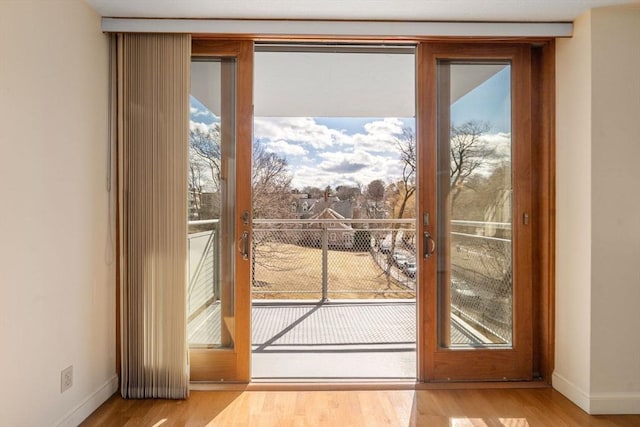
left=254, top=117, right=414, bottom=190
left=480, top=132, right=511, bottom=158
left=255, top=117, right=349, bottom=149
left=290, top=158, right=402, bottom=190
left=190, top=106, right=216, bottom=121
left=317, top=149, right=378, bottom=166
left=255, top=116, right=411, bottom=151
left=189, top=121, right=216, bottom=133
left=481, top=132, right=510, bottom=145
left=348, top=118, right=408, bottom=151
left=265, top=139, right=308, bottom=157
left=363, top=117, right=404, bottom=135
left=351, top=132, right=397, bottom=151
left=293, top=149, right=402, bottom=189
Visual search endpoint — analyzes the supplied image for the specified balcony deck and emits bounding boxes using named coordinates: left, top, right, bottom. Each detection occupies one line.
left=188, top=299, right=492, bottom=380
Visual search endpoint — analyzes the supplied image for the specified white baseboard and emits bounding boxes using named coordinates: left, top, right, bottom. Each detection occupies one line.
left=590, top=392, right=640, bottom=415
left=553, top=372, right=640, bottom=414
left=55, top=374, right=119, bottom=427
left=552, top=372, right=590, bottom=413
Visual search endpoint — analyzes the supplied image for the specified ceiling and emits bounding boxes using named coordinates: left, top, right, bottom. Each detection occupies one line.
left=86, top=0, right=638, bottom=22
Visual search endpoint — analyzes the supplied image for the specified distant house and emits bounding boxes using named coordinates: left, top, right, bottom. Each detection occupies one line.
left=331, top=199, right=354, bottom=219
left=290, top=192, right=359, bottom=220
left=290, top=193, right=316, bottom=218
left=303, top=207, right=355, bottom=249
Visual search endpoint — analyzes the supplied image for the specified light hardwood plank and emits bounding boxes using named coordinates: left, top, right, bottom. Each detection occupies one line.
left=81, top=389, right=640, bottom=426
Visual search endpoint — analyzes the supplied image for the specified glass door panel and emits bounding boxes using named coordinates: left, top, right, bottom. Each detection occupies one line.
left=188, top=58, right=237, bottom=350
left=437, top=61, right=514, bottom=348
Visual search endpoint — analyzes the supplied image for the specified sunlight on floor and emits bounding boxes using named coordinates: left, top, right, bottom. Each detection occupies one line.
left=498, top=418, right=530, bottom=427
left=450, top=418, right=529, bottom=427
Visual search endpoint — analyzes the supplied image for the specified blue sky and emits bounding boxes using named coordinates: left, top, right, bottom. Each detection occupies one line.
left=451, top=66, right=511, bottom=134
left=190, top=66, right=511, bottom=191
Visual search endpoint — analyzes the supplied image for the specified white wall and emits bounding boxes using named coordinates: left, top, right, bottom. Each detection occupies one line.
left=554, top=10, right=593, bottom=411
left=0, top=1, right=116, bottom=426
left=589, top=5, right=640, bottom=414
left=555, top=5, right=640, bottom=414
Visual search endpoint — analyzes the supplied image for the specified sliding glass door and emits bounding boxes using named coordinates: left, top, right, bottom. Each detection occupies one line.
left=185, top=39, right=541, bottom=383
left=418, top=44, right=533, bottom=381
left=188, top=40, right=253, bottom=382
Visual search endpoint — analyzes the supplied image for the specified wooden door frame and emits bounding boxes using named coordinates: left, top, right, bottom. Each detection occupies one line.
left=417, top=42, right=553, bottom=382
left=531, top=41, right=556, bottom=383
left=189, top=39, right=254, bottom=382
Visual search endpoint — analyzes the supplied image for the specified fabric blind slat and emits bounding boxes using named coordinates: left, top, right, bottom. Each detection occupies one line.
left=118, top=33, right=191, bottom=399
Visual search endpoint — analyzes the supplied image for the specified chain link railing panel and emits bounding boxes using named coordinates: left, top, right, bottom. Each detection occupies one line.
left=252, top=219, right=416, bottom=299
left=449, top=221, right=513, bottom=344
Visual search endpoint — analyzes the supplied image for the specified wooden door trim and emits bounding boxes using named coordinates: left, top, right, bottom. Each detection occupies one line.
left=190, top=39, right=254, bottom=382
left=532, top=41, right=556, bottom=383
left=418, top=43, right=535, bottom=382
left=184, top=38, right=554, bottom=385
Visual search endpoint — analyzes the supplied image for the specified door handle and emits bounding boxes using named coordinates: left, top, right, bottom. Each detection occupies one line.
left=240, top=231, right=249, bottom=261
left=423, top=231, right=436, bottom=259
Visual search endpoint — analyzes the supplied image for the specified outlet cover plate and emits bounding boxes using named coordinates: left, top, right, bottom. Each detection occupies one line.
left=61, top=365, right=73, bottom=393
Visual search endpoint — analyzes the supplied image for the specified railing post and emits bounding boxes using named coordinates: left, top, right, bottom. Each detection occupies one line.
left=213, top=222, right=220, bottom=301
left=187, top=235, right=192, bottom=314
left=322, top=223, right=328, bottom=301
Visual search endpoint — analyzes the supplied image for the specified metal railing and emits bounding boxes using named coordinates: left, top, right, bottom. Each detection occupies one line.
left=252, top=218, right=417, bottom=299
left=187, top=219, right=219, bottom=326
left=449, top=220, right=512, bottom=344
left=186, top=217, right=514, bottom=344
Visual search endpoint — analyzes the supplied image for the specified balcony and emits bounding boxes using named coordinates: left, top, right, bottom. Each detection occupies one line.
left=187, top=218, right=512, bottom=379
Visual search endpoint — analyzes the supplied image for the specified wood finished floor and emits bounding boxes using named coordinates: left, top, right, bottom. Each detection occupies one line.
left=80, top=388, right=640, bottom=426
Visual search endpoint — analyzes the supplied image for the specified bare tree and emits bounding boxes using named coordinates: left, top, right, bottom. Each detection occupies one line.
left=188, top=125, right=223, bottom=221
left=452, top=162, right=511, bottom=223
left=379, top=128, right=418, bottom=286
left=366, top=179, right=385, bottom=218
left=366, top=179, right=385, bottom=200
left=252, top=139, right=294, bottom=219
left=393, top=128, right=417, bottom=220
left=251, top=140, right=296, bottom=275
left=189, top=128, right=295, bottom=221
left=335, top=185, right=360, bottom=201
left=190, top=125, right=222, bottom=193
left=302, top=186, right=324, bottom=199
left=188, top=161, right=205, bottom=219
left=449, top=120, right=494, bottom=203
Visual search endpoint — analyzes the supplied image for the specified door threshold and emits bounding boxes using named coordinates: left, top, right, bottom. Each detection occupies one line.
left=251, top=377, right=415, bottom=382
left=248, top=380, right=418, bottom=391
left=190, top=379, right=550, bottom=392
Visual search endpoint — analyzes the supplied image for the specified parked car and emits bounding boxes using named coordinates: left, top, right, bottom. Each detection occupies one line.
left=379, top=239, right=392, bottom=253
left=392, top=251, right=408, bottom=266
left=402, top=260, right=416, bottom=277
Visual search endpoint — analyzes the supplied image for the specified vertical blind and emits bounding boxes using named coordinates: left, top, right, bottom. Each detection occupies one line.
left=118, top=33, right=191, bottom=399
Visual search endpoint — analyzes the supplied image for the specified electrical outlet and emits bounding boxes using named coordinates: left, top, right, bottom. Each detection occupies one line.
left=61, top=365, right=73, bottom=393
